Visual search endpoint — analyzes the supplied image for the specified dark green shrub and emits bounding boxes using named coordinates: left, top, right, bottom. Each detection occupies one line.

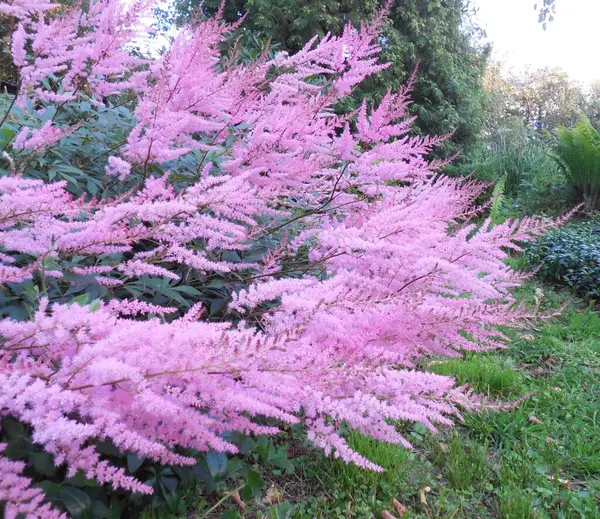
left=527, top=219, right=600, bottom=299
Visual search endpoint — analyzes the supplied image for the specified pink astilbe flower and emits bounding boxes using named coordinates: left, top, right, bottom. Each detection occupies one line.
left=0, top=171, right=271, bottom=283
left=12, top=121, right=75, bottom=151
left=105, top=156, right=132, bottom=180
left=2, top=0, right=155, bottom=106
left=0, top=0, right=58, bottom=19
left=0, top=445, right=67, bottom=519
left=0, top=3, right=563, bottom=510
left=11, top=23, right=27, bottom=67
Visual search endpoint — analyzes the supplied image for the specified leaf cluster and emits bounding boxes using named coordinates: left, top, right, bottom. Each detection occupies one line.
left=527, top=219, right=600, bottom=298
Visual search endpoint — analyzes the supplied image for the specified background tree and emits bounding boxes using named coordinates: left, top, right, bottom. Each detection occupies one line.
left=515, top=68, right=587, bottom=132
left=162, top=0, right=490, bottom=157
left=585, top=80, right=600, bottom=128
left=481, top=62, right=590, bottom=136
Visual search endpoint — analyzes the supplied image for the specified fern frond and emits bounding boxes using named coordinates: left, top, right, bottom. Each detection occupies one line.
left=489, top=174, right=507, bottom=228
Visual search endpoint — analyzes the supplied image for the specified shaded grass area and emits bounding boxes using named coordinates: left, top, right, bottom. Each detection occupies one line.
left=146, top=282, right=600, bottom=519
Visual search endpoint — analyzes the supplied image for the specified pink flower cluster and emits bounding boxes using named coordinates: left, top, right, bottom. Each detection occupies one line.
left=0, top=1, right=560, bottom=515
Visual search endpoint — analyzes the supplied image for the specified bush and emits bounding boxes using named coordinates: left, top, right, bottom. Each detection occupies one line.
left=0, top=1, right=552, bottom=517
left=448, top=133, right=570, bottom=218
left=551, top=119, right=600, bottom=213
left=475, top=137, right=552, bottom=197
left=527, top=219, right=600, bottom=299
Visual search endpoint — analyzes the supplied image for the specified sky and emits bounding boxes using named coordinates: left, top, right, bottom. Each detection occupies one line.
left=474, top=0, right=600, bottom=85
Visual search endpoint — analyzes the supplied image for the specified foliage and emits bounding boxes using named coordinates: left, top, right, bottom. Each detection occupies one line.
left=449, top=133, right=569, bottom=219
left=488, top=174, right=507, bottom=227
left=551, top=119, right=600, bottom=212
left=162, top=0, right=490, bottom=158
left=428, top=354, right=522, bottom=396
left=0, top=0, right=559, bottom=517
left=527, top=219, right=600, bottom=299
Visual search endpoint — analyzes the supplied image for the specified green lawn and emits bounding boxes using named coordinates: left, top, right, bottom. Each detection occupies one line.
left=145, top=282, right=600, bottom=519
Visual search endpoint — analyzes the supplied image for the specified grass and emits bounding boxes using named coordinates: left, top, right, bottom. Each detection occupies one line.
left=144, top=281, right=600, bottom=519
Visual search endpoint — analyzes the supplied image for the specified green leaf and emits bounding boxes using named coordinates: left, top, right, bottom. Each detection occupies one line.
left=159, top=475, right=179, bottom=495
left=59, top=486, right=92, bottom=518
left=271, top=501, right=296, bottom=519
left=0, top=127, right=16, bottom=143
left=245, top=470, right=264, bottom=500
left=4, top=438, right=33, bottom=459
left=2, top=417, right=26, bottom=440
left=88, top=299, right=102, bottom=312
left=69, top=293, right=91, bottom=306
left=90, top=500, right=112, bottom=519
left=221, top=251, right=242, bottom=263
left=268, top=446, right=292, bottom=469
left=220, top=508, right=241, bottom=519
left=95, top=439, right=121, bottom=457
left=127, top=453, right=145, bottom=473
left=172, top=285, right=201, bottom=296
left=172, top=464, right=195, bottom=485
left=65, top=471, right=102, bottom=488
left=209, top=298, right=228, bottom=317
left=34, top=480, right=62, bottom=503
left=205, top=450, right=228, bottom=479
left=192, top=460, right=217, bottom=494
left=30, top=451, right=57, bottom=477
left=238, top=436, right=256, bottom=455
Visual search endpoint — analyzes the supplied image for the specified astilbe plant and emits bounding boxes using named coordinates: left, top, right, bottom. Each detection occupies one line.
left=0, top=0, right=557, bottom=515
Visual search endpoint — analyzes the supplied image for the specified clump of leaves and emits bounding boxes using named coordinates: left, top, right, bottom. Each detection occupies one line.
left=527, top=219, right=600, bottom=299
left=551, top=119, right=600, bottom=213
left=0, top=416, right=272, bottom=519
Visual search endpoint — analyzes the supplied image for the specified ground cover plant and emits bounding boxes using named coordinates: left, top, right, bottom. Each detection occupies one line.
left=527, top=219, right=600, bottom=300
left=0, top=0, right=567, bottom=517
